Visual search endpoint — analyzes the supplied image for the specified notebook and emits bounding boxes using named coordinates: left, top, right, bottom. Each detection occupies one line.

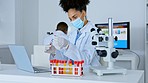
left=9, top=45, right=50, bottom=73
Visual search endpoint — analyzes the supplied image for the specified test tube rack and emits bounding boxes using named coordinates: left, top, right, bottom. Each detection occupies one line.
left=50, top=59, right=84, bottom=76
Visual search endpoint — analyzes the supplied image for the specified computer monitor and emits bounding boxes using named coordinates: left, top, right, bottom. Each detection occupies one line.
left=95, top=22, right=130, bottom=49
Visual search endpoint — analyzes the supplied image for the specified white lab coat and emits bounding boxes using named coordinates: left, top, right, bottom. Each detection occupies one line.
left=43, top=21, right=100, bottom=67
left=63, top=21, right=101, bottom=67
left=43, top=35, right=54, bottom=45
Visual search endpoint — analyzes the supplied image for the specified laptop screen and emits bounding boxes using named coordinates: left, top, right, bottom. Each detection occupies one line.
left=9, top=45, right=34, bottom=73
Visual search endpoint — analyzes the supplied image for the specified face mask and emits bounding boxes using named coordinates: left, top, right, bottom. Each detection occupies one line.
left=71, top=17, right=84, bottom=29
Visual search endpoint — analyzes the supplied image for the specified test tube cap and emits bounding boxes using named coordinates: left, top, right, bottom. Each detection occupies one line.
left=50, top=60, right=53, bottom=63
left=69, top=60, right=72, bottom=64
left=74, top=61, right=77, bottom=64
left=81, top=60, right=84, bottom=63
left=61, top=60, right=64, bottom=63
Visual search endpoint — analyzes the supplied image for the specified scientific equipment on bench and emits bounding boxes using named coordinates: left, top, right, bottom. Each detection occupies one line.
left=90, top=18, right=127, bottom=76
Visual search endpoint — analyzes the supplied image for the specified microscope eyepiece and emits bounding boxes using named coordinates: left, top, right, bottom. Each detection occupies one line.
left=111, top=50, right=119, bottom=58
left=96, top=50, right=107, bottom=57
left=97, top=28, right=101, bottom=33
left=92, top=41, right=97, bottom=45
left=90, top=28, right=96, bottom=32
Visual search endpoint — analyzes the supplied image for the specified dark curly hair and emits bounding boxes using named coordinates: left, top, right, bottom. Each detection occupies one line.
left=59, top=0, right=90, bottom=12
left=56, top=22, right=68, bottom=34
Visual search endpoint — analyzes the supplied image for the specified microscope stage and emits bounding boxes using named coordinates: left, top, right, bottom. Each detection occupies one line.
left=90, top=66, right=127, bottom=76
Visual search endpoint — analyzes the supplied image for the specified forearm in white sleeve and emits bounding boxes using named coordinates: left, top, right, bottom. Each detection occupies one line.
left=79, top=37, right=97, bottom=66
left=63, top=43, right=82, bottom=61
left=63, top=34, right=100, bottom=66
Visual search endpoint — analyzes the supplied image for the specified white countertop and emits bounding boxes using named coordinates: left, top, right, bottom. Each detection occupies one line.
left=0, top=64, right=144, bottom=83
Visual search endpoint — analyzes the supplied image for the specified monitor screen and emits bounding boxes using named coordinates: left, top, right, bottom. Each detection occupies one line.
left=95, top=22, right=130, bottom=49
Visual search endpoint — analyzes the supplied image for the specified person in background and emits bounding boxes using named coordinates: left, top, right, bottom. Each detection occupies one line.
left=56, top=22, right=68, bottom=34
left=44, top=22, right=69, bottom=60
left=43, top=22, right=68, bottom=45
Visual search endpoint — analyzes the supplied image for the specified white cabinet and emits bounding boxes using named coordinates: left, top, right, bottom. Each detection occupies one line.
left=146, top=24, right=148, bottom=83
left=145, top=0, right=148, bottom=83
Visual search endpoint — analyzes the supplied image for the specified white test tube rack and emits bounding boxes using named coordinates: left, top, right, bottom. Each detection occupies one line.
left=50, top=60, right=84, bottom=76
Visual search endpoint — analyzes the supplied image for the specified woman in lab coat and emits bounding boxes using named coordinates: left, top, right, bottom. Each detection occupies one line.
left=52, top=0, right=100, bottom=67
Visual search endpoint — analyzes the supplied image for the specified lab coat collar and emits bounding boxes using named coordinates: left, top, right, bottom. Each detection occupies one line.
left=77, top=31, right=86, bottom=40
left=77, top=21, right=91, bottom=39
left=79, top=21, right=91, bottom=33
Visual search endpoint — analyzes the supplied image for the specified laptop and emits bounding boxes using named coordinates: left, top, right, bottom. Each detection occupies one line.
left=9, top=45, right=50, bottom=73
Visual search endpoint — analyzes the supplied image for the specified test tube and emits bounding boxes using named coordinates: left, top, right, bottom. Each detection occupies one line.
left=69, top=60, right=73, bottom=74
left=74, top=61, right=78, bottom=75
left=63, top=60, right=67, bottom=74
left=56, top=60, right=60, bottom=74
left=53, top=59, right=57, bottom=74
left=59, top=60, right=62, bottom=74
left=81, top=60, right=84, bottom=76
left=61, top=60, right=64, bottom=74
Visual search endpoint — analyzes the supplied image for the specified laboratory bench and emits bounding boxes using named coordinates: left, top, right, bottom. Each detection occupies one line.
left=0, top=64, right=144, bottom=83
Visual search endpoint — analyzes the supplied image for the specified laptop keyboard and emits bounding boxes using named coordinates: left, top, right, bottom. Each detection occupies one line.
left=33, top=67, right=50, bottom=73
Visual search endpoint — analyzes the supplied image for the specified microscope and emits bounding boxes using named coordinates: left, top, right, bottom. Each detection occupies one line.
left=90, top=18, right=127, bottom=76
